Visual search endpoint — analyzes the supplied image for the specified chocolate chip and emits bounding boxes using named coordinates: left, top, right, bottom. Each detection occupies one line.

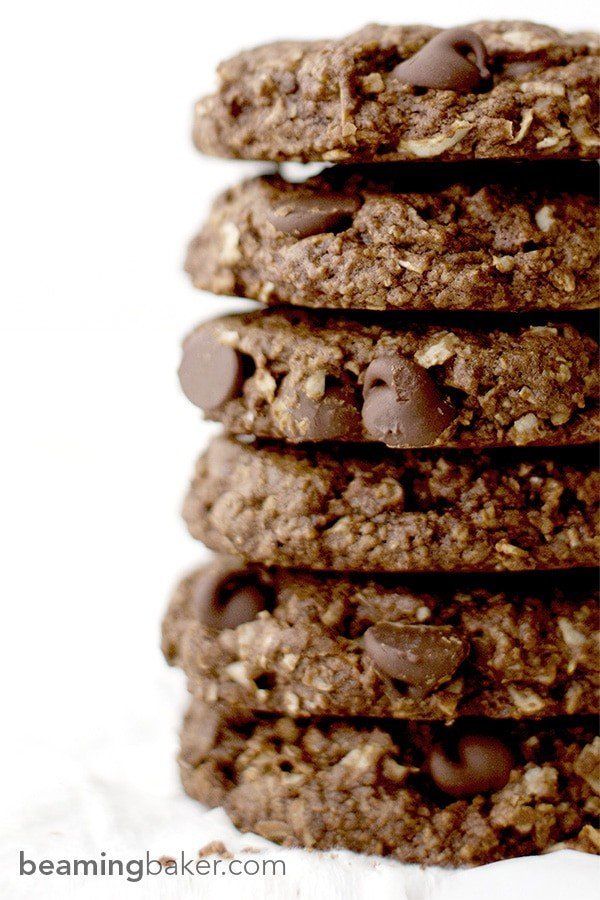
left=392, top=28, right=490, bottom=93
left=266, top=194, right=360, bottom=238
left=361, top=356, right=455, bottom=447
left=288, top=378, right=359, bottom=440
left=364, top=623, right=468, bottom=694
left=191, top=559, right=270, bottom=630
left=428, top=733, right=514, bottom=798
left=179, top=330, right=245, bottom=411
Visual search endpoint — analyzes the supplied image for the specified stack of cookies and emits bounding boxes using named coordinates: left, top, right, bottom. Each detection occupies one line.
left=163, top=21, right=600, bottom=865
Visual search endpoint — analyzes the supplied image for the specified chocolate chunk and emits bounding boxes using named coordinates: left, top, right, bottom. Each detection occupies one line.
left=392, top=28, right=490, bottom=92
left=428, top=734, right=514, bottom=798
left=191, top=559, right=269, bottom=630
left=361, top=356, right=455, bottom=447
left=364, top=623, right=468, bottom=693
left=266, top=194, right=360, bottom=238
left=179, top=331, right=245, bottom=411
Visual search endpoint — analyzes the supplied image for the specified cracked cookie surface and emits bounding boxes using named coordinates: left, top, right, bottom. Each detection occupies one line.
left=193, top=22, right=600, bottom=162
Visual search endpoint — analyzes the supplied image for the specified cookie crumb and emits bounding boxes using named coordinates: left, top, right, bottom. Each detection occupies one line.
left=198, top=840, right=233, bottom=859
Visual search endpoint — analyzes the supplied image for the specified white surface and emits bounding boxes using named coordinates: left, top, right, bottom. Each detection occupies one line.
left=0, top=1, right=598, bottom=897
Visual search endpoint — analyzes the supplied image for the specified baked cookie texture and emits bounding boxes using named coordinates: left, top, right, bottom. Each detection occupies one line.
left=163, top=561, right=600, bottom=720
left=193, top=22, right=600, bottom=163
left=171, top=17, right=600, bottom=868
left=183, top=437, right=600, bottom=572
left=179, top=310, right=600, bottom=448
left=186, top=163, right=600, bottom=312
left=179, top=701, right=600, bottom=865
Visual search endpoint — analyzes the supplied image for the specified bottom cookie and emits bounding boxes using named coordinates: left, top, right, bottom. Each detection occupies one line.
left=179, top=702, right=600, bottom=866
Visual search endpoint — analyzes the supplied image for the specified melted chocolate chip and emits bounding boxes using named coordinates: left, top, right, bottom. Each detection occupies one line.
left=361, top=356, right=455, bottom=447
left=428, top=734, right=514, bottom=798
left=191, top=560, right=270, bottom=630
left=364, top=623, right=468, bottom=693
left=392, top=28, right=490, bottom=93
left=266, top=194, right=360, bottom=238
left=179, top=330, right=245, bottom=411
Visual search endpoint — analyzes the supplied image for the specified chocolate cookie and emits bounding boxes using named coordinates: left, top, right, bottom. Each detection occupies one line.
left=183, top=437, right=600, bottom=572
left=179, top=311, right=599, bottom=448
left=186, top=163, right=599, bottom=312
left=179, top=701, right=600, bottom=865
left=163, top=560, right=599, bottom=719
left=193, top=22, right=600, bottom=163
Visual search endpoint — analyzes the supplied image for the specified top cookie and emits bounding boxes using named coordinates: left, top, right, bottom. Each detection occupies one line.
left=193, top=21, right=600, bottom=163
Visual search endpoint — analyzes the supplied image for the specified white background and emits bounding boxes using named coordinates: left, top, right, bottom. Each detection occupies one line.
left=0, top=1, right=598, bottom=897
